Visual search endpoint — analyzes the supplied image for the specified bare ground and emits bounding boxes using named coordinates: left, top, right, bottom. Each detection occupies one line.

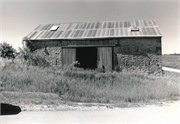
left=1, top=100, right=179, bottom=124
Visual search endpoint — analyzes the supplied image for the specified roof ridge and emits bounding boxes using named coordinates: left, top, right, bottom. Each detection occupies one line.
left=38, top=19, right=153, bottom=25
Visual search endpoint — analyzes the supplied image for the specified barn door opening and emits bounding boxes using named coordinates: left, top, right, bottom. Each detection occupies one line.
left=76, top=47, right=97, bottom=69
left=62, top=48, right=76, bottom=66
left=98, top=47, right=112, bottom=71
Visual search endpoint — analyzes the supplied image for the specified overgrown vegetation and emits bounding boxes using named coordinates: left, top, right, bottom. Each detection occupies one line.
left=0, top=42, right=180, bottom=107
left=162, top=54, right=180, bottom=69
left=0, top=42, right=17, bottom=59
left=1, top=58, right=180, bottom=105
left=17, top=46, right=49, bottom=67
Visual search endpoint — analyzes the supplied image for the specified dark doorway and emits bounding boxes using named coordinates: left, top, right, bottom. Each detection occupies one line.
left=76, top=47, right=97, bottom=69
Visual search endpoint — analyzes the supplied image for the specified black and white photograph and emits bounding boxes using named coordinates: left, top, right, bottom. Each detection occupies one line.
left=0, top=0, right=180, bottom=123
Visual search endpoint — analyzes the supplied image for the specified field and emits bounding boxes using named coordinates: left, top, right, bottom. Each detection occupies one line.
left=0, top=58, right=180, bottom=109
left=162, top=54, right=180, bottom=69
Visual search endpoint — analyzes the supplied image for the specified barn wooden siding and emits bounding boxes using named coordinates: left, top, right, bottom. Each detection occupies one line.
left=62, top=48, right=76, bottom=66
left=98, top=47, right=112, bottom=71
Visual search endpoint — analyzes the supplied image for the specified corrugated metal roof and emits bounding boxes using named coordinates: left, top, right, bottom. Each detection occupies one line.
left=27, top=19, right=162, bottom=40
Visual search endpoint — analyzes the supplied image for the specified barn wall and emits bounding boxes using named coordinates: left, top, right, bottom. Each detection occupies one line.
left=61, top=39, right=115, bottom=46
left=30, top=37, right=162, bottom=74
left=31, top=40, right=62, bottom=49
left=113, top=37, right=162, bottom=74
left=30, top=40, right=62, bottom=66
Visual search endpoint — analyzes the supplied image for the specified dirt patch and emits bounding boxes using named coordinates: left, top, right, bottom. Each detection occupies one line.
left=19, top=100, right=176, bottom=111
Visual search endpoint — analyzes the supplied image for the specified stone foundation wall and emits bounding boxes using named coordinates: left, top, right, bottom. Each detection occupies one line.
left=113, top=38, right=162, bottom=74
left=116, top=54, right=162, bottom=74
left=33, top=47, right=62, bottom=66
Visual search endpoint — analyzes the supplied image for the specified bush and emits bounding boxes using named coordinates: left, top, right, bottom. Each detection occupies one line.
left=17, top=47, right=49, bottom=67
left=0, top=42, right=16, bottom=59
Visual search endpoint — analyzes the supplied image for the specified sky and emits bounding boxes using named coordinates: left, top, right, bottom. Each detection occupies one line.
left=0, top=0, right=180, bottom=54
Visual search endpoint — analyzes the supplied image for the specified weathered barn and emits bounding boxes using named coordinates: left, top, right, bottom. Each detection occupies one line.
left=25, top=19, right=162, bottom=73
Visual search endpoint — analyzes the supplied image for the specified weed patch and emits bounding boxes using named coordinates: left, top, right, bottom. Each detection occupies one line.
left=1, top=58, right=180, bottom=105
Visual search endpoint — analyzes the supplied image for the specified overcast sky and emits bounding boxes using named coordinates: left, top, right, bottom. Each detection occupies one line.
left=1, top=0, right=179, bottom=54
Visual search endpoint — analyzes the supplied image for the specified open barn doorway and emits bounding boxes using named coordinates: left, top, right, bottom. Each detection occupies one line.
left=76, top=47, right=97, bottom=69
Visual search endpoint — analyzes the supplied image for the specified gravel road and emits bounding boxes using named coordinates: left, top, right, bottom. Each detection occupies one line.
left=162, top=67, right=180, bottom=73
left=1, top=101, right=179, bottom=124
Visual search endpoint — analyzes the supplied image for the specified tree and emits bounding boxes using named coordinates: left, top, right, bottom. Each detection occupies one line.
left=18, top=46, right=32, bottom=61
left=0, top=42, right=17, bottom=59
left=18, top=38, right=49, bottom=66
left=18, top=37, right=36, bottom=63
left=22, top=37, right=36, bottom=52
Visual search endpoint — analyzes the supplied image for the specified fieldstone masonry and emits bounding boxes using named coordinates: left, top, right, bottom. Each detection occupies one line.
left=116, top=54, right=162, bottom=74
left=113, top=38, right=162, bottom=74
left=33, top=47, right=62, bottom=66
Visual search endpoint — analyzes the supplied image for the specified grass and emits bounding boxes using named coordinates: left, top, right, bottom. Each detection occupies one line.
left=162, top=54, right=180, bottom=69
left=0, top=91, right=62, bottom=105
left=0, top=58, right=180, bottom=108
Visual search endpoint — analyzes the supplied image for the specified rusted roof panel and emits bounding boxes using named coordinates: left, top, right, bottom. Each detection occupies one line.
left=27, top=19, right=162, bottom=40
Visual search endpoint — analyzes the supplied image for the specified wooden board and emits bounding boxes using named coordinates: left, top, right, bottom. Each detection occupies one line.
left=62, top=48, right=76, bottom=66
left=98, top=47, right=112, bottom=71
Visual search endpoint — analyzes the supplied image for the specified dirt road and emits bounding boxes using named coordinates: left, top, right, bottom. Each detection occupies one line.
left=1, top=101, right=179, bottom=124
left=162, top=67, right=180, bottom=73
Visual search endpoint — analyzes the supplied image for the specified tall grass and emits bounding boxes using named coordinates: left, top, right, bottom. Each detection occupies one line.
left=0, top=58, right=180, bottom=104
left=162, top=54, right=180, bottom=69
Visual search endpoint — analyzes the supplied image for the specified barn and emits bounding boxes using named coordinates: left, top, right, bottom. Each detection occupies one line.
left=25, top=19, right=162, bottom=74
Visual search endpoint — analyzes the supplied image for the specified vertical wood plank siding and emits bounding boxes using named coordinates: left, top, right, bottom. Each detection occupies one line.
left=62, top=48, right=76, bottom=65
left=98, top=47, right=112, bottom=71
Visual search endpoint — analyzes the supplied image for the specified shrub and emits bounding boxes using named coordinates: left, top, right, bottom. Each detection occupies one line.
left=18, top=47, right=49, bottom=67
left=0, top=42, right=16, bottom=59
